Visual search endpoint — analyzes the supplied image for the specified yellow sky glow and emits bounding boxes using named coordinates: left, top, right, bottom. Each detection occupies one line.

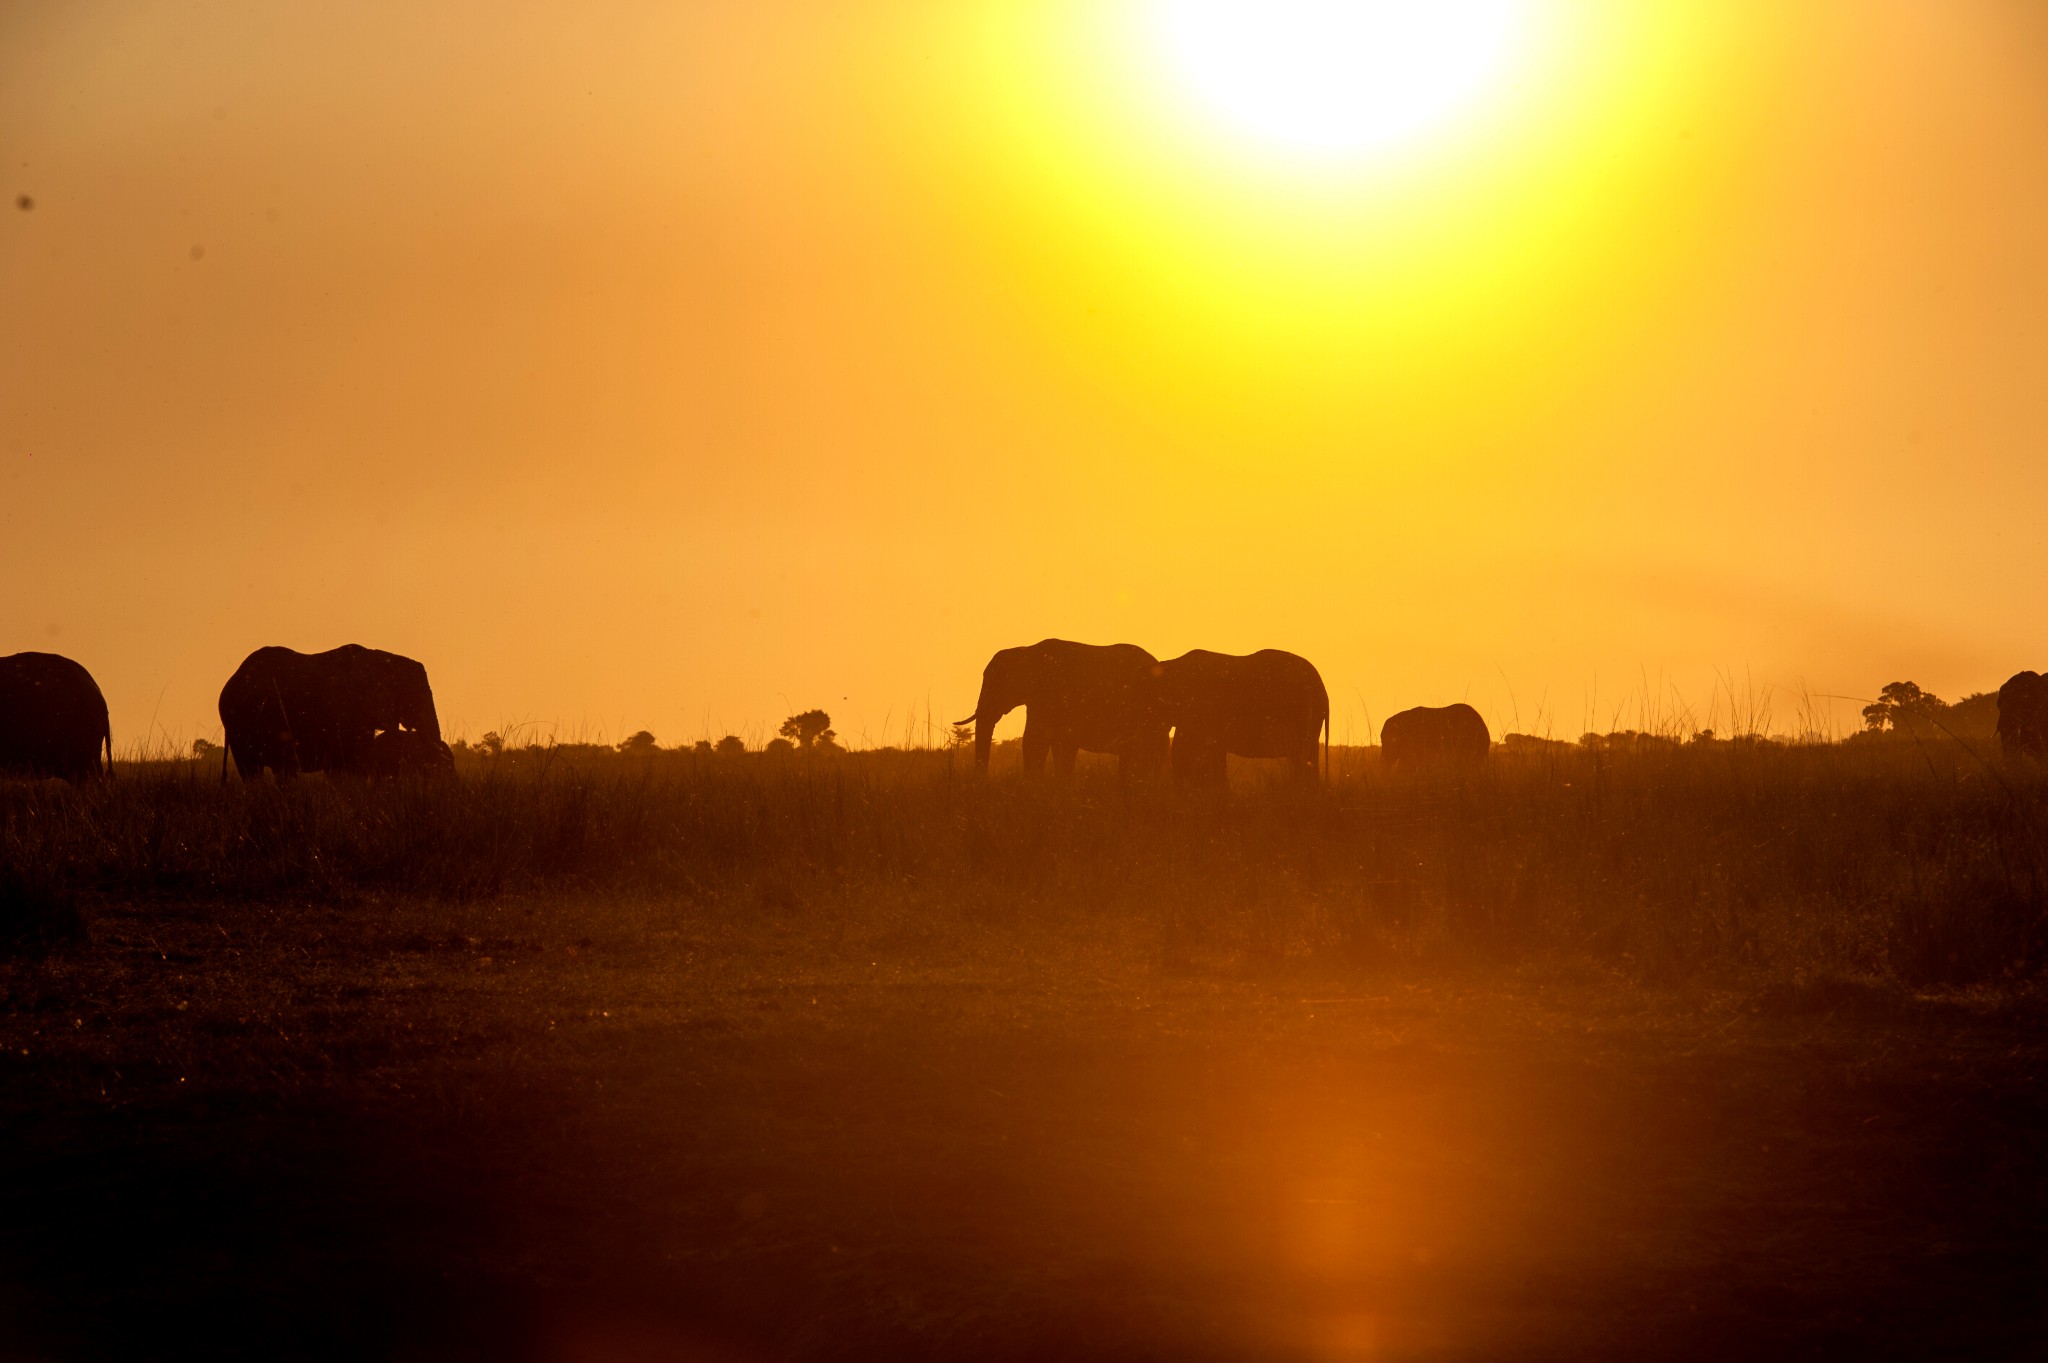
left=925, top=2, right=1732, bottom=442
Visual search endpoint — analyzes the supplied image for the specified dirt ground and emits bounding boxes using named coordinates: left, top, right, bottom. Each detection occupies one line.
left=1, top=894, right=2044, bottom=1362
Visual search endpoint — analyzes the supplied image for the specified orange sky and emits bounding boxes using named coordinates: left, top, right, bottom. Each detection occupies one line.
left=5, top=0, right=2047, bottom=750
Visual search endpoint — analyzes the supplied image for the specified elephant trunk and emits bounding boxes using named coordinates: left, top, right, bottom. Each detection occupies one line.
left=973, top=703, right=995, bottom=769
left=402, top=667, right=443, bottom=740
left=966, top=681, right=1009, bottom=770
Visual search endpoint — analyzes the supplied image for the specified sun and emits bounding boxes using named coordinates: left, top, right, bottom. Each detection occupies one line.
left=1152, top=0, right=1527, bottom=161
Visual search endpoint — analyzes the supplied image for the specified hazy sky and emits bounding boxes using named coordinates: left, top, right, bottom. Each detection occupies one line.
left=5, top=0, right=2047, bottom=750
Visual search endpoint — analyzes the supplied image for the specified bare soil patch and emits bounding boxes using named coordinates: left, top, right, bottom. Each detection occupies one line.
left=2, top=888, right=2043, bottom=1361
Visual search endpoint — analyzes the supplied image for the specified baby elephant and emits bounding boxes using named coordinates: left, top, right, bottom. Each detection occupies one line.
left=1380, top=703, right=1490, bottom=770
left=367, top=727, right=454, bottom=778
left=1997, top=671, right=2048, bottom=760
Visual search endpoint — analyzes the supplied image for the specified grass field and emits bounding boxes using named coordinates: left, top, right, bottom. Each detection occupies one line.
left=3, top=740, right=2046, bottom=1359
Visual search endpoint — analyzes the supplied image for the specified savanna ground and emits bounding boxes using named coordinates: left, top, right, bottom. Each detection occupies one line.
left=3, top=739, right=2046, bottom=1361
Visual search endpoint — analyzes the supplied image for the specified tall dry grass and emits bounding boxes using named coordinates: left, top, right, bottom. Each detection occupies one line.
left=3, top=737, right=2043, bottom=987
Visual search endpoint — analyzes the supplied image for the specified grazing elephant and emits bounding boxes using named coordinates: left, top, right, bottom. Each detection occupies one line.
left=1381, top=703, right=1490, bottom=769
left=959, top=639, right=1168, bottom=777
left=1996, top=671, right=2048, bottom=760
left=219, top=644, right=442, bottom=780
left=0, top=652, right=111, bottom=781
left=1151, top=649, right=1329, bottom=787
left=367, top=727, right=455, bottom=777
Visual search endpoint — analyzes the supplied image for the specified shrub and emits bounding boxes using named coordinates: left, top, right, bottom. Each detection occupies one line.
left=778, top=710, right=835, bottom=750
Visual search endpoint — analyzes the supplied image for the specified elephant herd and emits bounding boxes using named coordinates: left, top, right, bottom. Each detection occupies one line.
left=0, top=645, right=450, bottom=782
left=957, top=638, right=1487, bottom=785
left=1, top=636, right=1467, bottom=787
left=15, top=637, right=2048, bottom=786
left=963, top=639, right=1328, bottom=785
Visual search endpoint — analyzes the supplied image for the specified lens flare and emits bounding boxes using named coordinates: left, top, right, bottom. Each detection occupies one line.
left=1153, top=0, right=1526, bottom=159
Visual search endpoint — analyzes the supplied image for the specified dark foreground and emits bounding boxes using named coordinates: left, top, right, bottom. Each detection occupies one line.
left=2, top=891, right=2043, bottom=1363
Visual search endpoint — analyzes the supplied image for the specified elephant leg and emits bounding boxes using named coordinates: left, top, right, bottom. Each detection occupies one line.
left=1123, top=731, right=1169, bottom=783
left=1173, top=734, right=1226, bottom=789
left=345, top=727, right=379, bottom=776
left=1020, top=726, right=1051, bottom=775
left=1192, top=750, right=1227, bottom=789
left=1291, top=732, right=1320, bottom=784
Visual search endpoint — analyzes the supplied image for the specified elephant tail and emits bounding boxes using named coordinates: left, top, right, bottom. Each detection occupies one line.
left=1321, top=695, right=1331, bottom=786
left=103, top=718, right=113, bottom=779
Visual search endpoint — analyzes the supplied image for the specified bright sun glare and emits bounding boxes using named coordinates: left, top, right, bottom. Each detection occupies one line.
left=1153, top=0, right=1526, bottom=159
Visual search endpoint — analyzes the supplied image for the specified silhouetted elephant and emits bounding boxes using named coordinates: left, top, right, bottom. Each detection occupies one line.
left=959, top=639, right=1168, bottom=777
left=1150, top=649, right=1329, bottom=787
left=1381, top=703, right=1490, bottom=769
left=0, top=652, right=111, bottom=781
left=219, top=645, right=442, bottom=780
left=367, top=727, right=455, bottom=777
left=1996, top=671, right=2048, bottom=759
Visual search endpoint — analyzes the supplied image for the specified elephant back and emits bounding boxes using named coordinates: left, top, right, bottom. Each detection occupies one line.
left=1381, top=703, right=1490, bottom=768
left=1160, top=650, right=1325, bottom=720
left=0, top=652, right=111, bottom=780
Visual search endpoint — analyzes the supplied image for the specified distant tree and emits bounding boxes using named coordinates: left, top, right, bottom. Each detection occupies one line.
left=691, top=740, right=714, bottom=756
left=1579, top=730, right=1679, bottom=753
left=479, top=731, right=506, bottom=756
left=764, top=737, right=795, bottom=756
left=191, top=738, right=218, bottom=757
left=714, top=734, right=746, bottom=757
left=1863, top=681, right=1945, bottom=733
left=617, top=729, right=658, bottom=755
left=778, top=709, right=835, bottom=750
